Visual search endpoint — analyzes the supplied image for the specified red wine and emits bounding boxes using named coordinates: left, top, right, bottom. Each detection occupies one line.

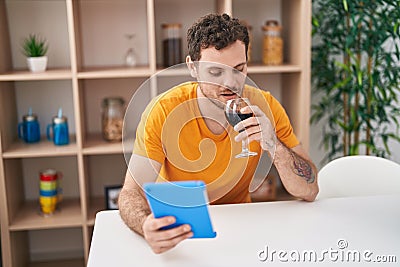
left=225, top=112, right=253, bottom=127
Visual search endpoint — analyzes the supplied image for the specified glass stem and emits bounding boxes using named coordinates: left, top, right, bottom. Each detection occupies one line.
left=242, top=139, right=249, bottom=153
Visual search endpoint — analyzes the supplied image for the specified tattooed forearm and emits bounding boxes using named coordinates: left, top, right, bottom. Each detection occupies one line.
left=273, top=141, right=318, bottom=201
left=289, top=150, right=315, bottom=183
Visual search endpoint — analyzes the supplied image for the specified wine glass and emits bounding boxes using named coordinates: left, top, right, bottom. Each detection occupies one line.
left=225, top=98, right=258, bottom=158
left=124, top=34, right=138, bottom=67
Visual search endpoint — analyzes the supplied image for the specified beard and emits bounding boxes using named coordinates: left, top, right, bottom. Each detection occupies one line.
left=198, top=84, right=226, bottom=110
left=198, top=82, right=243, bottom=110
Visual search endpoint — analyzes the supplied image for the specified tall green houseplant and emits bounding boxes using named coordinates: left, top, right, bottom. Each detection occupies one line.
left=311, top=0, right=400, bottom=161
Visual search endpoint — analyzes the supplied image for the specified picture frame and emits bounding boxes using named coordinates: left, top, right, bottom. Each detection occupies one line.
left=104, top=185, right=123, bottom=210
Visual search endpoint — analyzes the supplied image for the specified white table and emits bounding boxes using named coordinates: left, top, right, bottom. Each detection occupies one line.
left=87, top=195, right=400, bottom=267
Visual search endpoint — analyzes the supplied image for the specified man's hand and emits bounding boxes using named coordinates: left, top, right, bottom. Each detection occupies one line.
left=233, top=105, right=276, bottom=153
left=232, top=104, right=318, bottom=201
left=142, top=214, right=193, bottom=254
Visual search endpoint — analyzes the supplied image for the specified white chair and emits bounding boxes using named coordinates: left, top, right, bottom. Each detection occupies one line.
left=317, top=155, right=400, bottom=199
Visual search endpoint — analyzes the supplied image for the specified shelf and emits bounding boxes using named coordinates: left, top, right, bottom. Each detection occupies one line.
left=0, top=69, right=73, bottom=81
left=9, top=199, right=83, bottom=231
left=247, top=63, right=301, bottom=74
left=77, top=66, right=152, bottom=79
left=2, top=137, right=78, bottom=159
left=87, top=197, right=106, bottom=226
left=82, top=134, right=126, bottom=155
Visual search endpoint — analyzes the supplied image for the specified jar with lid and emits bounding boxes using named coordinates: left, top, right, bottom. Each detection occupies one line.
left=18, top=112, right=41, bottom=143
left=262, top=20, right=283, bottom=65
left=102, top=97, right=125, bottom=142
left=47, top=115, right=69, bottom=146
left=162, top=23, right=182, bottom=67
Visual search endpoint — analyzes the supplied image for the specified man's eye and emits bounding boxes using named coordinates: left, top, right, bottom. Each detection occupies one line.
left=209, top=69, right=223, bottom=76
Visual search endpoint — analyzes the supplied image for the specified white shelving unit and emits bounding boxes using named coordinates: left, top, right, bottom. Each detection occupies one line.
left=0, top=0, right=311, bottom=266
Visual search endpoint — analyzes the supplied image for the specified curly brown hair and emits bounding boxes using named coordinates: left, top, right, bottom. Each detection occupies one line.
left=187, top=13, right=249, bottom=61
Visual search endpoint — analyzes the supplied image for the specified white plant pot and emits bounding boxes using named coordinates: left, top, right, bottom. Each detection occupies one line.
left=27, top=56, right=48, bottom=72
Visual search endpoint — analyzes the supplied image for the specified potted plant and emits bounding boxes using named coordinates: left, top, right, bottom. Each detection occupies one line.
left=22, top=34, right=49, bottom=72
left=311, top=0, right=400, bottom=162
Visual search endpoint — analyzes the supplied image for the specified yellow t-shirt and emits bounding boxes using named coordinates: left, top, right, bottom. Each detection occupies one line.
left=134, top=82, right=299, bottom=204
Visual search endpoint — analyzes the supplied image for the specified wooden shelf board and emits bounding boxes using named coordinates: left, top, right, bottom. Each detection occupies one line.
left=247, top=63, right=301, bottom=74
left=82, top=134, right=125, bottom=155
left=77, top=66, right=152, bottom=79
left=2, top=137, right=78, bottom=158
left=87, top=197, right=106, bottom=226
left=0, top=68, right=72, bottom=81
left=30, top=258, right=85, bottom=267
left=9, top=199, right=83, bottom=231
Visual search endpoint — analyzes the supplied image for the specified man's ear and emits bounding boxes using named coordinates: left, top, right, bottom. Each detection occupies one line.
left=186, top=55, right=197, bottom=78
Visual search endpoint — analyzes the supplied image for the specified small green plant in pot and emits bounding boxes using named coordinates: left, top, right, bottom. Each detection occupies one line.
left=22, top=34, right=49, bottom=72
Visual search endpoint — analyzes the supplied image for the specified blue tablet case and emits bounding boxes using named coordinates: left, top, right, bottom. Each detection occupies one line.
left=143, top=181, right=217, bottom=238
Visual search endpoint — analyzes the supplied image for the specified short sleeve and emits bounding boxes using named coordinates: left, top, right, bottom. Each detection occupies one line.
left=267, top=94, right=299, bottom=148
left=133, top=97, right=167, bottom=164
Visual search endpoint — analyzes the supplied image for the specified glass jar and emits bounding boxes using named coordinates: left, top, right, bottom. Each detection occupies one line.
left=47, top=115, right=69, bottom=146
left=262, top=20, right=283, bottom=65
left=162, top=23, right=182, bottom=67
left=102, top=97, right=125, bottom=142
left=18, top=113, right=41, bottom=143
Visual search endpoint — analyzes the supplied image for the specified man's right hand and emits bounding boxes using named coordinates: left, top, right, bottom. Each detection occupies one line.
left=142, top=214, right=193, bottom=254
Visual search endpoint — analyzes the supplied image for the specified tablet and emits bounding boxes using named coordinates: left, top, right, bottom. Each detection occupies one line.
left=143, top=180, right=217, bottom=238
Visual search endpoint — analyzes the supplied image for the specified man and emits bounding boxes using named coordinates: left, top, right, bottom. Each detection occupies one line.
left=119, top=13, right=319, bottom=254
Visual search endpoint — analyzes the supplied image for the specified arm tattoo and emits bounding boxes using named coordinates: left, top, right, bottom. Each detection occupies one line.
left=289, top=150, right=315, bottom=184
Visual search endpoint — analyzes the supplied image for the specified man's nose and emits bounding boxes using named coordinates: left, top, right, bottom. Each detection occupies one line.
left=222, top=72, right=237, bottom=91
